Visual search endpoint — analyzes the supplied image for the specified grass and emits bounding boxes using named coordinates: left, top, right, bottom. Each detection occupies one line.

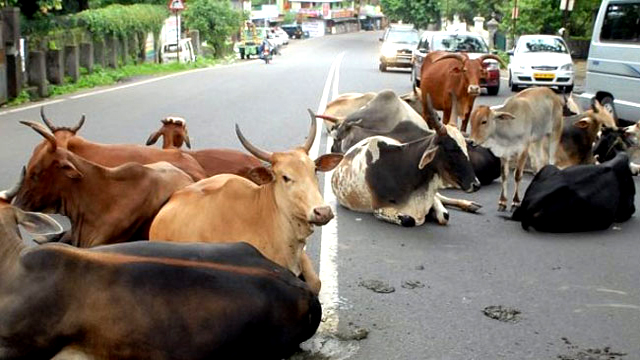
left=49, top=57, right=224, bottom=97
left=3, top=55, right=233, bottom=107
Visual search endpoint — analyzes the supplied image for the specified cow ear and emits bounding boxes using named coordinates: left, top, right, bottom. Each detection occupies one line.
left=146, top=131, right=161, bottom=146
left=58, top=160, right=83, bottom=179
left=418, top=146, right=439, bottom=169
left=315, top=153, right=344, bottom=172
left=15, top=209, right=64, bottom=236
left=574, top=117, right=591, bottom=129
left=495, top=112, right=516, bottom=121
left=247, top=166, right=275, bottom=185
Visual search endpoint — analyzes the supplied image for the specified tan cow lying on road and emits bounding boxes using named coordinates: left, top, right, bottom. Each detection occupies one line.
left=37, top=108, right=207, bottom=180
left=149, top=112, right=343, bottom=295
left=470, top=87, right=564, bottom=211
left=15, top=121, right=193, bottom=247
left=146, top=117, right=263, bottom=181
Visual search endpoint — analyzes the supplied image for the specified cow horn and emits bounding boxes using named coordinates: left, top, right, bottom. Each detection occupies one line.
left=449, top=90, right=458, bottom=128
left=70, top=114, right=85, bottom=134
left=21, top=121, right=57, bottom=152
left=478, top=54, right=507, bottom=69
left=314, top=113, right=342, bottom=124
left=303, top=109, right=318, bottom=153
left=433, top=52, right=467, bottom=64
left=425, top=94, right=447, bottom=136
left=235, top=124, right=273, bottom=162
left=40, top=107, right=57, bottom=132
left=0, top=167, right=25, bottom=202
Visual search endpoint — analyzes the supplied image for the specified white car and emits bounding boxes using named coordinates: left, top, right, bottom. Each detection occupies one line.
left=273, top=27, right=289, bottom=45
left=507, top=35, right=574, bottom=93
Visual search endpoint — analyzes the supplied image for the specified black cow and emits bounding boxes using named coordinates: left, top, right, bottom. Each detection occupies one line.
left=331, top=95, right=481, bottom=227
left=0, top=187, right=320, bottom=359
left=512, top=152, right=636, bottom=232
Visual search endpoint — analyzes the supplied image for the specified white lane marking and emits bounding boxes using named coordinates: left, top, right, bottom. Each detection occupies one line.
left=310, top=54, right=340, bottom=159
left=584, top=304, right=640, bottom=311
left=315, top=52, right=344, bottom=334
left=0, top=99, right=64, bottom=116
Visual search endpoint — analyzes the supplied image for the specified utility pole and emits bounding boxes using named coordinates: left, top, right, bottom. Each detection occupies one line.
left=512, top=0, right=518, bottom=45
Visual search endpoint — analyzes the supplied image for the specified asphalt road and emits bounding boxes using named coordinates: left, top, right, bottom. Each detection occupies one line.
left=1, top=31, right=639, bottom=360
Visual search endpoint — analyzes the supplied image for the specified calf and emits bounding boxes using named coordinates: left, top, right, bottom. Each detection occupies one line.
left=146, top=116, right=263, bottom=181
left=14, top=121, right=193, bottom=247
left=512, top=152, right=635, bottom=232
left=36, top=108, right=207, bottom=180
left=554, top=98, right=617, bottom=168
left=149, top=112, right=343, bottom=295
left=331, top=95, right=481, bottom=227
left=0, top=191, right=320, bottom=360
left=470, top=87, right=564, bottom=211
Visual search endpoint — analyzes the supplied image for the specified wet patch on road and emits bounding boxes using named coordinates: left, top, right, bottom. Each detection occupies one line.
left=557, top=337, right=627, bottom=360
left=291, top=326, right=367, bottom=360
left=358, top=280, right=395, bottom=293
left=482, top=305, right=522, bottom=323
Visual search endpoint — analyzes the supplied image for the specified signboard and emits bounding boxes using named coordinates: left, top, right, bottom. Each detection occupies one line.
left=168, top=0, right=185, bottom=11
left=560, top=0, right=575, bottom=11
left=511, top=7, right=519, bottom=19
left=301, top=21, right=325, bottom=37
left=322, top=3, right=330, bottom=19
left=162, top=16, right=181, bottom=45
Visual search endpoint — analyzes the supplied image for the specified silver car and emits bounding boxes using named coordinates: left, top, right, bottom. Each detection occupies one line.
left=577, top=0, right=640, bottom=122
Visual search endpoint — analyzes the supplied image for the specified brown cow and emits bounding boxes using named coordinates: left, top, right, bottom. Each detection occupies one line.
left=149, top=111, right=344, bottom=295
left=13, top=121, right=193, bottom=247
left=37, top=108, right=207, bottom=181
left=0, top=188, right=320, bottom=360
left=420, top=51, right=506, bottom=132
left=146, top=116, right=263, bottom=180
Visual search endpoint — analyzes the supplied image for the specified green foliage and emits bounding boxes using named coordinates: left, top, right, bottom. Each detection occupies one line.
left=182, top=0, right=243, bottom=58
left=283, top=11, right=297, bottom=25
left=495, top=49, right=510, bottom=65
left=6, top=90, right=32, bottom=107
left=498, top=0, right=562, bottom=37
left=74, top=4, right=169, bottom=40
left=380, top=0, right=440, bottom=29
left=441, top=0, right=504, bottom=23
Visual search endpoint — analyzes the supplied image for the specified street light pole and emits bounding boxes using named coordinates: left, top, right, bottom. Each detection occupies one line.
left=512, top=0, right=518, bottom=45
left=175, top=11, right=180, bottom=63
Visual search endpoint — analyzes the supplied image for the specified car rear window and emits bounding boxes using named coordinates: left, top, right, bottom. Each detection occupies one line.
left=600, top=2, right=640, bottom=43
left=432, top=35, right=488, bottom=53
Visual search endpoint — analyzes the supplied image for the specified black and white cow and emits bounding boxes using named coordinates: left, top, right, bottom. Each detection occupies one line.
left=512, top=152, right=636, bottom=232
left=594, top=121, right=640, bottom=175
left=331, top=95, right=481, bottom=227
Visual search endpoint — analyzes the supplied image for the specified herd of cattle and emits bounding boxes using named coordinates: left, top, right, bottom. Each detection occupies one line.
left=0, top=49, right=639, bottom=359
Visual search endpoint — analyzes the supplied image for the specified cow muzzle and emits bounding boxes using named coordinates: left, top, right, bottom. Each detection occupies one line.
left=467, top=85, right=481, bottom=96
left=309, top=205, right=334, bottom=226
left=467, top=178, right=481, bottom=193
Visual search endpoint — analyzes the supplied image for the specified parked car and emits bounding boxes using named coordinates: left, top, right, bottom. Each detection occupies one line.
left=411, top=31, right=501, bottom=95
left=577, top=0, right=640, bottom=123
left=161, top=38, right=196, bottom=63
left=507, top=35, right=574, bottom=93
left=281, top=24, right=308, bottom=39
left=273, top=27, right=289, bottom=45
left=379, top=25, right=419, bottom=72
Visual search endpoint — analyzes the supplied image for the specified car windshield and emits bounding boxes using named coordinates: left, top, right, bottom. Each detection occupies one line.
left=386, top=30, right=419, bottom=44
left=519, top=38, right=568, bottom=53
left=432, top=35, right=489, bottom=53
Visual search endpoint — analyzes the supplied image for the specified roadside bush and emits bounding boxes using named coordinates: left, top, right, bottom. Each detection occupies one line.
left=74, top=4, right=168, bottom=40
left=182, top=0, right=243, bottom=58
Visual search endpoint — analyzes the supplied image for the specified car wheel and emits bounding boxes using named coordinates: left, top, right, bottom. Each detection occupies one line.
left=509, top=72, right=519, bottom=92
left=487, top=85, right=500, bottom=96
left=379, top=62, right=387, bottom=72
left=240, top=49, right=245, bottom=60
left=600, top=95, right=618, bottom=121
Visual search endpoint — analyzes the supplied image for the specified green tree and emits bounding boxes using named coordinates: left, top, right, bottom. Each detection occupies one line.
left=568, top=0, right=601, bottom=37
left=498, top=0, right=563, bottom=36
left=440, top=0, right=505, bottom=24
left=379, top=0, right=441, bottom=29
left=182, top=0, right=242, bottom=57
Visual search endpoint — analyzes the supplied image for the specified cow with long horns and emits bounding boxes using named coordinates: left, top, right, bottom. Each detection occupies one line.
left=149, top=111, right=343, bottom=294
left=14, top=121, right=193, bottom=247
left=420, top=51, right=507, bottom=132
left=331, top=95, right=481, bottom=227
left=33, top=108, right=206, bottom=181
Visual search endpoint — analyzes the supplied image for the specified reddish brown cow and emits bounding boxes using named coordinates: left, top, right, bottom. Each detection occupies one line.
left=37, top=108, right=207, bottom=181
left=420, top=51, right=505, bottom=132
left=146, top=117, right=263, bottom=180
left=13, top=121, right=193, bottom=247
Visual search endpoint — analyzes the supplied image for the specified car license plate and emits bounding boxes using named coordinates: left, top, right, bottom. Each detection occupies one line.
left=534, top=73, right=555, bottom=79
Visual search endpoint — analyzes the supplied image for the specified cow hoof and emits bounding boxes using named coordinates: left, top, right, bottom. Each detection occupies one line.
left=398, top=215, right=416, bottom=227
left=510, top=203, right=520, bottom=212
left=466, top=201, right=483, bottom=213
left=497, top=203, right=507, bottom=212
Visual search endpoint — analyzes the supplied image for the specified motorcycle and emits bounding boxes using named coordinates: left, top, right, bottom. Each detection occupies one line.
left=260, top=45, right=272, bottom=64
